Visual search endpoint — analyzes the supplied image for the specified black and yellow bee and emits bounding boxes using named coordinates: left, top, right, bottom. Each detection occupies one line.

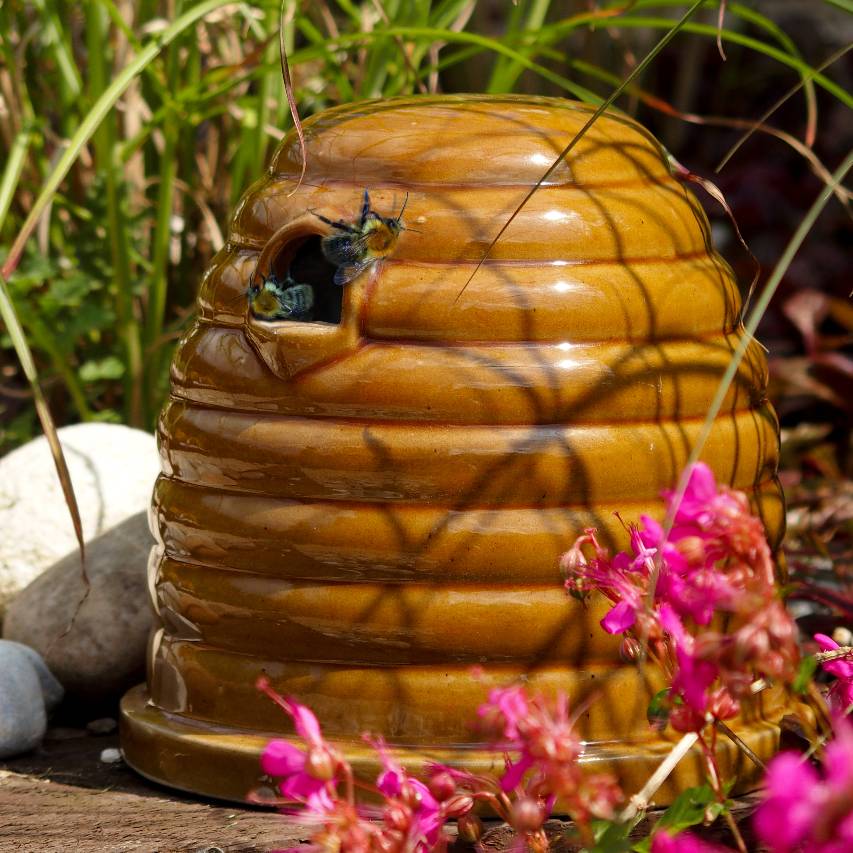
left=315, top=190, right=408, bottom=287
left=248, top=272, right=314, bottom=321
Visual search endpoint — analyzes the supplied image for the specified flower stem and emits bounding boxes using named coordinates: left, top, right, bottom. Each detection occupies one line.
left=702, top=735, right=747, bottom=853
left=618, top=732, right=699, bottom=821
left=717, top=721, right=765, bottom=770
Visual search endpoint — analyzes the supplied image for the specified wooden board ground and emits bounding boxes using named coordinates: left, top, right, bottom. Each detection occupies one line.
left=0, top=725, right=759, bottom=852
left=0, top=728, right=304, bottom=853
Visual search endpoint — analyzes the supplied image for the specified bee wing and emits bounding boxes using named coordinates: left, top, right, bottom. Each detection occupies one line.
left=334, top=261, right=371, bottom=287
left=322, top=232, right=376, bottom=264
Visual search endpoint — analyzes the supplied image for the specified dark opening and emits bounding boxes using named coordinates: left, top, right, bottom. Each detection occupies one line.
left=270, top=235, right=342, bottom=325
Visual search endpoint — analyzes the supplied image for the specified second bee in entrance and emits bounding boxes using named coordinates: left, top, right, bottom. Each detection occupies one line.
left=248, top=273, right=314, bottom=322
left=315, top=190, right=408, bottom=287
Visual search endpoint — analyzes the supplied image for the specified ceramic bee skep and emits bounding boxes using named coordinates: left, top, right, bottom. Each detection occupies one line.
left=121, top=95, right=788, bottom=804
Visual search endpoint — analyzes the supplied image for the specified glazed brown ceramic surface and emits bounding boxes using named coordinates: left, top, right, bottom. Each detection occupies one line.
left=121, top=95, right=787, bottom=804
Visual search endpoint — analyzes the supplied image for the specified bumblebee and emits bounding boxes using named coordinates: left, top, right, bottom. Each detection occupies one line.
left=315, top=190, right=408, bottom=287
left=248, top=272, right=314, bottom=321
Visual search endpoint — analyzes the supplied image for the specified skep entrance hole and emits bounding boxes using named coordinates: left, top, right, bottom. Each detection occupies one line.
left=265, top=232, right=342, bottom=325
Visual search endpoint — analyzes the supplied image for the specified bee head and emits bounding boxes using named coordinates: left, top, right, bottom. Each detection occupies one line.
left=247, top=272, right=273, bottom=308
left=379, top=193, right=409, bottom=236
left=251, top=271, right=283, bottom=293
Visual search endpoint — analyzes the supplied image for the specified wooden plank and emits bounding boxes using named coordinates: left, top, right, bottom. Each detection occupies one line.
left=0, top=726, right=758, bottom=852
left=0, top=731, right=306, bottom=853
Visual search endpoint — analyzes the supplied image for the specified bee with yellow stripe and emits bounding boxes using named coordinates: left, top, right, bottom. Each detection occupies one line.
left=315, top=190, right=408, bottom=287
left=248, top=272, right=314, bottom=322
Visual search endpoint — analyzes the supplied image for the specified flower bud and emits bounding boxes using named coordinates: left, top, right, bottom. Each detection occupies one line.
left=620, top=636, right=641, bottom=663
left=457, top=813, right=484, bottom=842
left=306, top=747, right=335, bottom=780
left=428, top=771, right=456, bottom=802
left=669, top=704, right=705, bottom=734
left=444, top=794, right=474, bottom=817
left=511, top=797, right=546, bottom=834
left=708, top=688, right=738, bottom=721
left=384, top=803, right=411, bottom=832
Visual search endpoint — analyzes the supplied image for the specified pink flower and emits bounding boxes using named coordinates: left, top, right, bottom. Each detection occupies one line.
left=602, top=599, right=639, bottom=634
left=660, top=605, right=719, bottom=716
left=261, top=739, right=336, bottom=813
left=662, top=463, right=775, bottom=590
left=562, top=463, right=799, bottom=732
left=652, top=830, right=731, bottom=853
left=754, top=717, right=853, bottom=852
left=371, top=738, right=445, bottom=851
left=815, top=634, right=853, bottom=716
left=477, top=686, right=621, bottom=828
left=256, top=678, right=343, bottom=814
left=753, top=752, right=820, bottom=850
left=478, top=684, right=530, bottom=742
left=651, top=830, right=733, bottom=852
left=561, top=528, right=652, bottom=636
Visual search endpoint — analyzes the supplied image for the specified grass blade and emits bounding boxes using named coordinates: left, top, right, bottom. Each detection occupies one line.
left=717, top=43, right=852, bottom=172
left=655, top=148, right=853, bottom=593
left=0, top=0, right=234, bottom=281
left=453, top=0, right=706, bottom=302
left=600, top=16, right=853, bottom=109
left=822, top=0, right=853, bottom=13
left=487, top=0, right=553, bottom=93
left=0, top=127, right=32, bottom=234
left=566, top=58, right=850, bottom=211
left=0, top=273, right=86, bottom=567
left=281, top=0, right=307, bottom=195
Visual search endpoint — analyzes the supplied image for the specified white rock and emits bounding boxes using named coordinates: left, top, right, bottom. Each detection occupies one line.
left=0, top=640, right=63, bottom=759
left=3, top=512, right=154, bottom=700
left=0, top=423, right=159, bottom=612
left=99, top=747, right=123, bottom=764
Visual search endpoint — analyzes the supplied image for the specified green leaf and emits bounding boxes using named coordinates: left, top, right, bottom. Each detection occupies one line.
left=589, top=819, right=635, bottom=852
left=588, top=812, right=645, bottom=852
left=78, top=356, right=125, bottom=383
left=1, top=0, right=235, bottom=280
left=647, top=688, right=672, bottom=729
left=633, top=784, right=726, bottom=851
left=793, top=656, right=819, bottom=694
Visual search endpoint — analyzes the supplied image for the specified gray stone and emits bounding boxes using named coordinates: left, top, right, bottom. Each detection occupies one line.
left=3, top=640, right=64, bottom=711
left=3, top=512, right=154, bottom=700
left=0, top=423, right=159, bottom=613
left=0, top=640, right=63, bottom=758
left=86, top=717, right=117, bottom=736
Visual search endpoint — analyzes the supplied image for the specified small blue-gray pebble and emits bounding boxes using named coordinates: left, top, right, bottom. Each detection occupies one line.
left=0, top=639, right=64, bottom=759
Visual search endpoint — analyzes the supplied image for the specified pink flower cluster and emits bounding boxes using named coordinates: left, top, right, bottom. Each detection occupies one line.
left=472, top=685, right=622, bottom=845
left=257, top=677, right=470, bottom=853
left=754, top=715, right=853, bottom=852
left=257, top=678, right=624, bottom=853
left=755, top=717, right=853, bottom=853
left=814, top=634, right=853, bottom=716
left=642, top=719, right=853, bottom=852
left=562, top=463, right=799, bottom=730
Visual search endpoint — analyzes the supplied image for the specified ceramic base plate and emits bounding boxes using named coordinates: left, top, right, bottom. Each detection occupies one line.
left=121, top=684, right=782, bottom=807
